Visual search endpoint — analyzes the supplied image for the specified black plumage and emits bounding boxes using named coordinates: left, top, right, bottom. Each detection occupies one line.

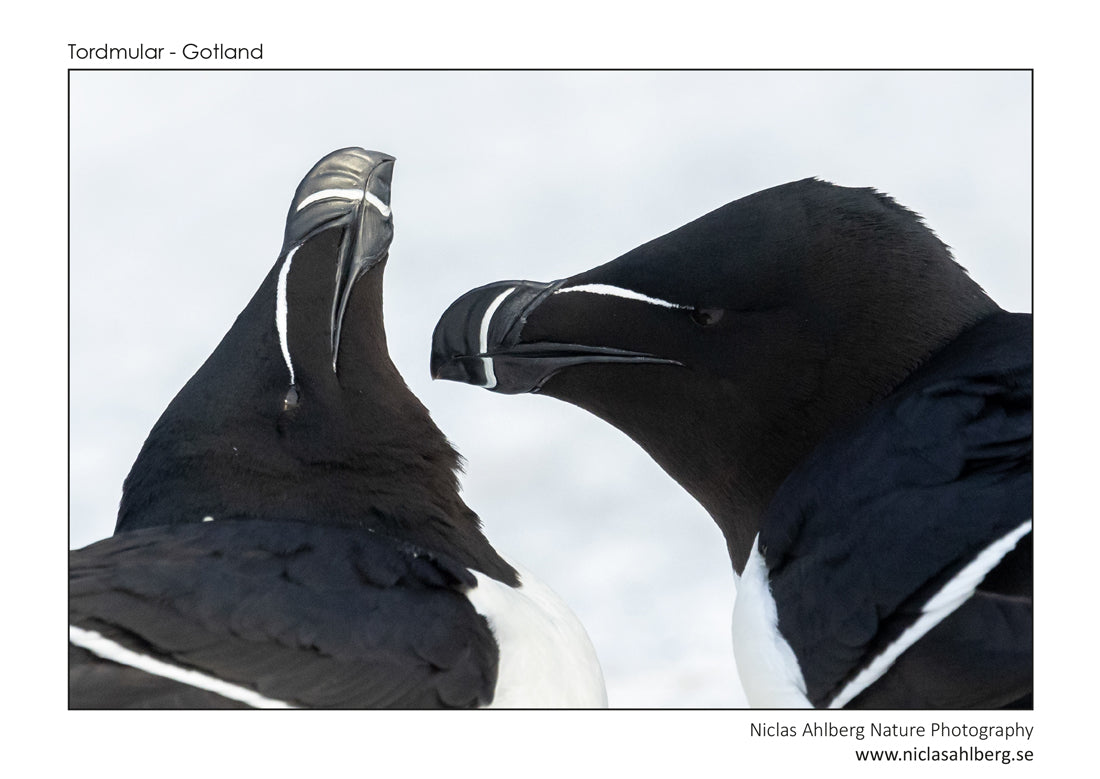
left=71, top=521, right=497, bottom=708
left=760, top=311, right=1032, bottom=708
left=430, top=178, right=1032, bottom=709
left=70, top=148, right=604, bottom=709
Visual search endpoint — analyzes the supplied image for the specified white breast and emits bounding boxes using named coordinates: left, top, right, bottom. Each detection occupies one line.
left=730, top=538, right=812, bottom=708
left=465, top=563, right=608, bottom=708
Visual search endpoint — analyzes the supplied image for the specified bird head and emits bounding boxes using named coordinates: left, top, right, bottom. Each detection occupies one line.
left=431, top=179, right=1000, bottom=565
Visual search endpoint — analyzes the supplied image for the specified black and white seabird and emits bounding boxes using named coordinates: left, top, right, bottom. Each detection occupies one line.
left=70, top=148, right=606, bottom=709
left=430, top=178, right=1032, bottom=709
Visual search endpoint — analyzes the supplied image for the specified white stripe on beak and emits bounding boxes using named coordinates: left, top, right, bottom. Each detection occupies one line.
left=479, top=287, right=517, bottom=390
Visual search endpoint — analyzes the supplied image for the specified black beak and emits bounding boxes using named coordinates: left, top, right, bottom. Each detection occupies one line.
left=282, top=148, right=395, bottom=373
left=431, top=279, right=682, bottom=394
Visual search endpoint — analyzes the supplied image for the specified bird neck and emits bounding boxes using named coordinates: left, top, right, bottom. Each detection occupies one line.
left=565, top=302, right=1002, bottom=576
left=115, top=263, right=516, bottom=584
left=724, top=305, right=1005, bottom=573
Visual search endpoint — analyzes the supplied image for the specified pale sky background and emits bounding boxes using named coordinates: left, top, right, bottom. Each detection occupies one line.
left=69, top=70, right=1031, bottom=708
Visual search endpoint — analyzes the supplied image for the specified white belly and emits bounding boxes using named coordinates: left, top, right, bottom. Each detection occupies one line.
left=466, top=563, right=608, bottom=708
left=730, top=539, right=812, bottom=708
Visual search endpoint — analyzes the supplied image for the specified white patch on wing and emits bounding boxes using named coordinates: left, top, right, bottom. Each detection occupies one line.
left=826, top=519, right=1033, bottom=709
left=478, top=287, right=516, bottom=390
left=730, top=537, right=813, bottom=708
left=275, top=245, right=300, bottom=385
left=69, top=625, right=295, bottom=709
left=554, top=283, right=689, bottom=310
left=465, top=562, right=607, bottom=708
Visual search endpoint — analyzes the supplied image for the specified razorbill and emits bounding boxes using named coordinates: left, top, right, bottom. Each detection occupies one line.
left=430, top=178, right=1031, bottom=709
left=70, top=148, right=606, bottom=709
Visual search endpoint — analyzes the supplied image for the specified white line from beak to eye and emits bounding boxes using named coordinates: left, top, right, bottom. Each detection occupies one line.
left=479, top=287, right=517, bottom=390
left=69, top=625, right=296, bottom=709
left=294, top=188, right=392, bottom=218
left=553, top=283, right=689, bottom=310
left=276, top=245, right=300, bottom=386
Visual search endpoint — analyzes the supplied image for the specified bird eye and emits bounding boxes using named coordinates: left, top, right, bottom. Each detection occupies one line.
left=283, top=384, right=300, bottom=412
left=690, top=307, right=725, bottom=327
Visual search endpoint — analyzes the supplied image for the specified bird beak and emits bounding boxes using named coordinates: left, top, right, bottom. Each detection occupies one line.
left=431, top=279, right=681, bottom=394
left=282, top=148, right=395, bottom=373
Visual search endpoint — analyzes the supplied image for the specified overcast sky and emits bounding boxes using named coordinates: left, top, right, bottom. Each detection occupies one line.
left=69, top=70, right=1031, bottom=707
